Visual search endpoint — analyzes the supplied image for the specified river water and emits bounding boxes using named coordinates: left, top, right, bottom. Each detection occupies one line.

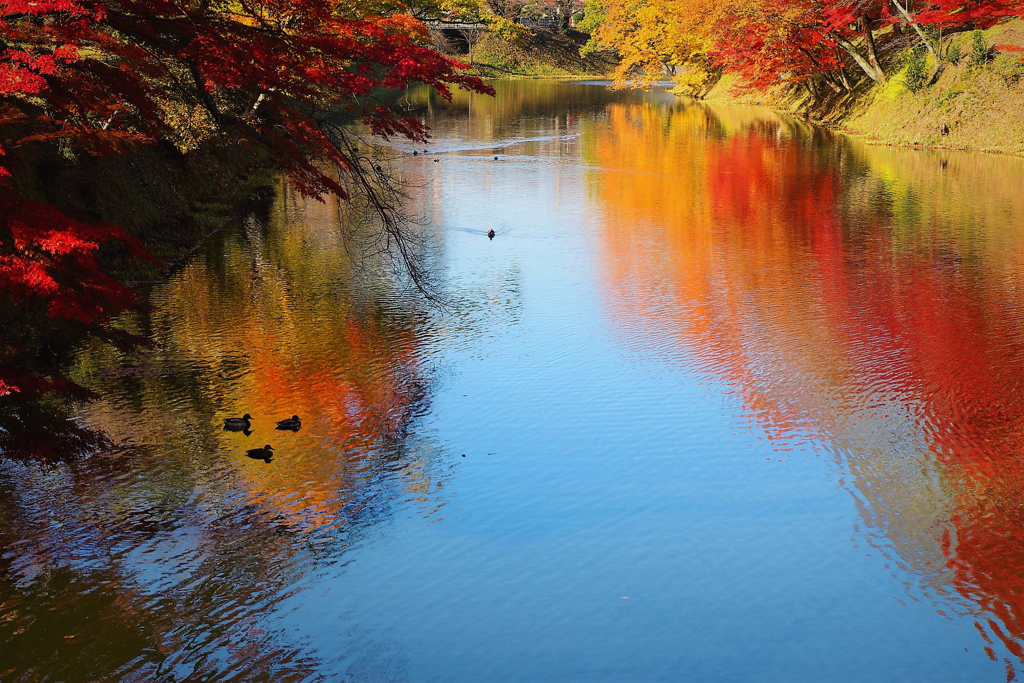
left=4, top=80, right=1024, bottom=681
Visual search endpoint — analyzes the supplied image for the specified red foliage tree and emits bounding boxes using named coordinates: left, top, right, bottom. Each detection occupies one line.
left=1, top=0, right=492, bottom=192
left=711, top=0, right=850, bottom=92
left=0, top=0, right=492, bottom=452
left=915, top=0, right=1024, bottom=26
left=709, top=0, right=1024, bottom=92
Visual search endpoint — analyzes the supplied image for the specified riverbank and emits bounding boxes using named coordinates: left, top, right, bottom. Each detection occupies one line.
left=442, top=28, right=616, bottom=79
left=702, top=21, right=1024, bottom=157
left=11, top=137, right=275, bottom=285
left=0, top=139, right=276, bottom=459
left=443, top=20, right=1023, bottom=155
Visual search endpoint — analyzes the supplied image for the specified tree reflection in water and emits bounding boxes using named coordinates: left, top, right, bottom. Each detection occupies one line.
left=5, top=80, right=1024, bottom=679
left=590, top=101, right=1024, bottom=670
left=0, top=183, right=449, bottom=680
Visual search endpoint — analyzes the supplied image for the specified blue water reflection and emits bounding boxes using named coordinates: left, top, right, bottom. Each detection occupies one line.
left=2, top=80, right=1024, bottom=681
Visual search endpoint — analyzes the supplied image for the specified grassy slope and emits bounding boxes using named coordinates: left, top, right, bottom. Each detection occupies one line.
left=704, top=21, right=1024, bottom=156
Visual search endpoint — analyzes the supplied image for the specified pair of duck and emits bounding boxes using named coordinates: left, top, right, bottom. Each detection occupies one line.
left=223, top=414, right=300, bottom=431
left=223, top=414, right=301, bottom=463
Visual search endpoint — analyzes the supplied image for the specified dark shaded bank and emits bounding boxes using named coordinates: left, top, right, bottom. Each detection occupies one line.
left=11, top=139, right=276, bottom=274
left=1, top=140, right=276, bottom=460
left=438, top=28, right=616, bottom=79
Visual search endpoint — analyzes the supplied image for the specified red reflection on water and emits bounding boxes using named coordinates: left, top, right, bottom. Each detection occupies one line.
left=590, top=101, right=1024, bottom=664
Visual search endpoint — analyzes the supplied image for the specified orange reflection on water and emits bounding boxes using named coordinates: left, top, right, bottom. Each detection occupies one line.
left=83, top=183, right=439, bottom=534
left=589, top=99, right=1024, bottom=664
left=589, top=103, right=856, bottom=447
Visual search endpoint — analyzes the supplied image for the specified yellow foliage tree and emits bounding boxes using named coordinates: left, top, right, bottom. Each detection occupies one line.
left=433, top=0, right=531, bottom=42
left=591, top=0, right=721, bottom=94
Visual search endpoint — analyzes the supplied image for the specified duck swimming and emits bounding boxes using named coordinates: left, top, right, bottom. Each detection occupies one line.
left=276, top=415, right=301, bottom=431
left=246, top=445, right=274, bottom=462
left=487, top=229, right=495, bottom=240
left=223, top=414, right=253, bottom=431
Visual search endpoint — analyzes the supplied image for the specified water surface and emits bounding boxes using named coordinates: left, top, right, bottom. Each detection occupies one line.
left=4, top=80, right=1024, bottom=681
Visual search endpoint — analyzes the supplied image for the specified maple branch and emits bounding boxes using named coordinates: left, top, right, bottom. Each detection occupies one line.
left=185, top=61, right=224, bottom=124
left=799, top=46, right=845, bottom=92
left=890, top=0, right=945, bottom=84
left=322, top=123, right=442, bottom=303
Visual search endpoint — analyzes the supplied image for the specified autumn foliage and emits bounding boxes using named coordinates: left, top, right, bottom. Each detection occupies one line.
left=0, top=0, right=491, bottom=421
left=587, top=0, right=1024, bottom=93
left=590, top=102, right=1024, bottom=662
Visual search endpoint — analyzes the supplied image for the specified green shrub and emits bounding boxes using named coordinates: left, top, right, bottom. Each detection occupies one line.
left=902, top=48, right=929, bottom=92
left=946, top=41, right=962, bottom=65
left=993, top=53, right=1024, bottom=84
left=970, top=30, right=991, bottom=66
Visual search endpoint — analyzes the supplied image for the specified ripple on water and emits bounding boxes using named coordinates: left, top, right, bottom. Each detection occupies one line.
left=4, top=80, right=1024, bottom=681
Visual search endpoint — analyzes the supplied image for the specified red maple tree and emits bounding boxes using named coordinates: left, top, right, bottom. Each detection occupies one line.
left=711, top=0, right=1024, bottom=91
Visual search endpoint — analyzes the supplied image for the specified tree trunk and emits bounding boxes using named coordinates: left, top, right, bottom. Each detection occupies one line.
left=833, top=33, right=886, bottom=84
left=822, top=71, right=845, bottom=93
left=890, top=0, right=939, bottom=65
left=860, top=18, right=884, bottom=78
left=555, top=0, right=571, bottom=31
left=804, top=80, right=819, bottom=104
left=833, top=47, right=854, bottom=90
left=890, top=0, right=945, bottom=83
left=800, top=46, right=847, bottom=93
